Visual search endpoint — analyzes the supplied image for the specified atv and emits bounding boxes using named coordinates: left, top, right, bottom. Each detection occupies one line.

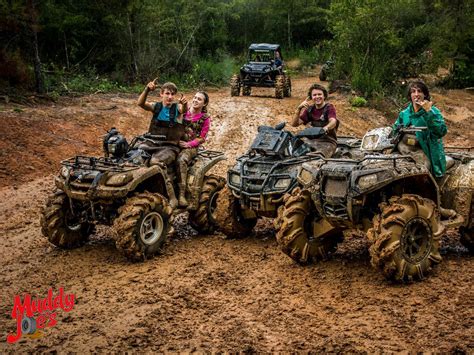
left=40, top=128, right=225, bottom=261
left=230, top=43, right=291, bottom=99
left=275, top=126, right=473, bottom=282
left=214, top=122, right=361, bottom=238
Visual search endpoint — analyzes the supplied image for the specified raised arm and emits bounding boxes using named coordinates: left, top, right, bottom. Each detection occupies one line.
left=137, top=82, right=156, bottom=112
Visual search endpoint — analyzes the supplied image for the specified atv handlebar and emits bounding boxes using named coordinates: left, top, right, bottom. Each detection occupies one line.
left=390, top=126, right=427, bottom=145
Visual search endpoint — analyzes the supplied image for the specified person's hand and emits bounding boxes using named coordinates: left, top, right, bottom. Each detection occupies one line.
left=146, top=81, right=156, bottom=92
left=179, top=93, right=187, bottom=106
left=298, top=98, right=311, bottom=110
left=415, top=99, right=433, bottom=112
left=179, top=140, right=190, bottom=148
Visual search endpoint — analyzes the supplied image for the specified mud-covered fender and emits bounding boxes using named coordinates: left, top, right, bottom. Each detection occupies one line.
left=441, top=159, right=474, bottom=228
left=186, top=150, right=226, bottom=210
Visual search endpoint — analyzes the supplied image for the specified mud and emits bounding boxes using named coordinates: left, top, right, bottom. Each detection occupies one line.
left=0, top=75, right=473, bottom=352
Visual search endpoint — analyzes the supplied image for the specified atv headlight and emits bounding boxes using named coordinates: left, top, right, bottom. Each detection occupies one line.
left=274, top=178, right=292, bottom=189
left=361, top=135, right=379, bottom=150
left=60, top=166, right=69, bottom=178
left=229, top=173, right=241, bottom=186
left=358, top=174, right=378, bottom=189
left=106, top=173, right=133, bottom=187
left=298, top=168, right=313, bottom=185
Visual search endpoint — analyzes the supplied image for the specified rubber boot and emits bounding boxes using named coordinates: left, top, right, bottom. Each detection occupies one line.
left=165, top=179, right=178, bottom=209
left=439, top=207, right=456, bottom=220
left=178, top=183, right=188, bottom=207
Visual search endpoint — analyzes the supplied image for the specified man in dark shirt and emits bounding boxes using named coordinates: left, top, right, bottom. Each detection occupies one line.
left=291, top=83, right=339, bottom=157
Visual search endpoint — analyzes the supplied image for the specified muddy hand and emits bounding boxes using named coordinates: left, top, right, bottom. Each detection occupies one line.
left=146, top=81, right=156, bottom=91
left=419, top=100, right=433, bottom=112
left=299, top=98, right=311, bottom=110
left=179, top=93, right=187, bottom=106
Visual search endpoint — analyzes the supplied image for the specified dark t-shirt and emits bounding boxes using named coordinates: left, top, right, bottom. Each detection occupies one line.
left=300, top=103, right=338, bottom=143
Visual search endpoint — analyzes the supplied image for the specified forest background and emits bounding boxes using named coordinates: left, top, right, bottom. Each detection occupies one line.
left=1, top=0, right=473, bottom=100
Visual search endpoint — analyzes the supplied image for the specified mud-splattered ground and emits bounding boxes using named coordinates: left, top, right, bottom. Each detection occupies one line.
left=0, top=75, right=473, bottom=352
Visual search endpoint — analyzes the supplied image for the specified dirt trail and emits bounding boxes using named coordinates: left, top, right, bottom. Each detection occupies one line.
left=0, top=76, right=472, bottom=352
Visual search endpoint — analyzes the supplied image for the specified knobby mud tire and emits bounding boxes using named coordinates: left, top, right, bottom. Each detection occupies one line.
left=460, top=227, right=473, bottom=253
left=40, top=191, right=94, bottom=249
left=189, top=174, right=225, bottom=234
left=275, top=75, right=284, bottom=99
left=214, top=186, right=257, bottom=238
left=275, top=187, right=342, bottom=264
left=319, top=69, right=327, bottom=81
left=242, top=85, right=251, bottom=96
left=113, top=192, right=172, bottom=262
left=284, top=76, right=292, bottom=97
left=230, top=74, right=240, bottom=96
left=368, top=194, right=444, bottom=282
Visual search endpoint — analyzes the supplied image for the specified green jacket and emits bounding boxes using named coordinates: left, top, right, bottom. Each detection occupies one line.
left=393, top=103, right=447, bottom=177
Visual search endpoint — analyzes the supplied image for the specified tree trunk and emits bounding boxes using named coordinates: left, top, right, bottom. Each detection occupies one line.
left=27, top=0, right=44, bottom=93
left=128, top=13, right=139, bottom=80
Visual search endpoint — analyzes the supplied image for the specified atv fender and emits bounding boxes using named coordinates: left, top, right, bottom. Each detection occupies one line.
left=186, top=151, right=226, bottom=210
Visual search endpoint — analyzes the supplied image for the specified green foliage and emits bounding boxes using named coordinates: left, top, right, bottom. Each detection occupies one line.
left=2, top=0, right=473, bottom=95
left=350, top=96, right=368, bottom=107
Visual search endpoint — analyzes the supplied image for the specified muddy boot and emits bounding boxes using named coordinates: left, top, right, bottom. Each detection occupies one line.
left=439, top=207, right=456, bottom=220
left=166, top=183, right=178, bottom=209
left=178, top=184, right=188, bottom=207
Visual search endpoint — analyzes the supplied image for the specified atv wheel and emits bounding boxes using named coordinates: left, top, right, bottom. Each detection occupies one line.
left=242, top=85, right=251, bottom=96
left=368, top=194, right=444, bottom=282
left=189, top=174, right=225, bottom=234
left=319, top=68, right=327, bottom=81
left=459, top=226, right=473, bottom=253
left=230, top=74, right=240, bottom=96
left=275, top=75, right=284, bottom=99
left=113, top=192, right=172, bottom=261
left=275, top=188, right=342, bottom=264
left=40, top=191, right=94, bottom=249
left=214, top=186, right=257, bottom=238
left=284, top=76, right=292, bottom=97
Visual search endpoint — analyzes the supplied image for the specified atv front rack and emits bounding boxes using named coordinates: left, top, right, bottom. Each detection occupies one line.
left=61, top=156, right=140, bottom=173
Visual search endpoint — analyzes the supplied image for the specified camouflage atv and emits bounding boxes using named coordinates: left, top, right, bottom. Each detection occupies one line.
left=40, top=128, right=225, bottom=261
left=215, top=123, right=361, bottom=238
left=275, top=126, right=473, bottom=282
left=230, top=43, right=291, bottom=99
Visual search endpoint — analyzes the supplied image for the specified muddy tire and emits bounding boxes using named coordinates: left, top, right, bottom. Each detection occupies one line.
left=113, top=192, right=172, bottom=261
left=275, top=75, right=284, bottom=99
left=230, top=74, right=240, bottom=96
left=242, top=85, right=251, bottom=96
left=368, top=194, right=444, bottom=282
left=319, top=68, right=327, bottom=81
left=459, top=227, right=473, bottom=253
left=284, top=76, right=291, bottom=97
left=40, top=191, right=94, bottom=249
left=275, top=187, right=342, bottom=264
left=214, top=186, right=257, bottom=238
left=189, top=174, right=225, bottom=234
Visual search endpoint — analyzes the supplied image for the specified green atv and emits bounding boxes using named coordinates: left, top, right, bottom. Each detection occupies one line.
left=40, top=128, right=225, bottom=261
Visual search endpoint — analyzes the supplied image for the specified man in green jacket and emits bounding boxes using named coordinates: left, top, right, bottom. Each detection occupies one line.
left=393, top=80, right=447, bottom=177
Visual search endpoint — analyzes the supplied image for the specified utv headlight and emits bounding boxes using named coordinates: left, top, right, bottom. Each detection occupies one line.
left=357, top=174, right=378, bottom=189
left=106, top=173, right=133, bottom=186
left=298, top=168, right=313, bottom=185
left=60, top=166, right=69, bottom=178
left=274, top=178, right=292, bottom=189
left=229, top=173, right=241, bottom=186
